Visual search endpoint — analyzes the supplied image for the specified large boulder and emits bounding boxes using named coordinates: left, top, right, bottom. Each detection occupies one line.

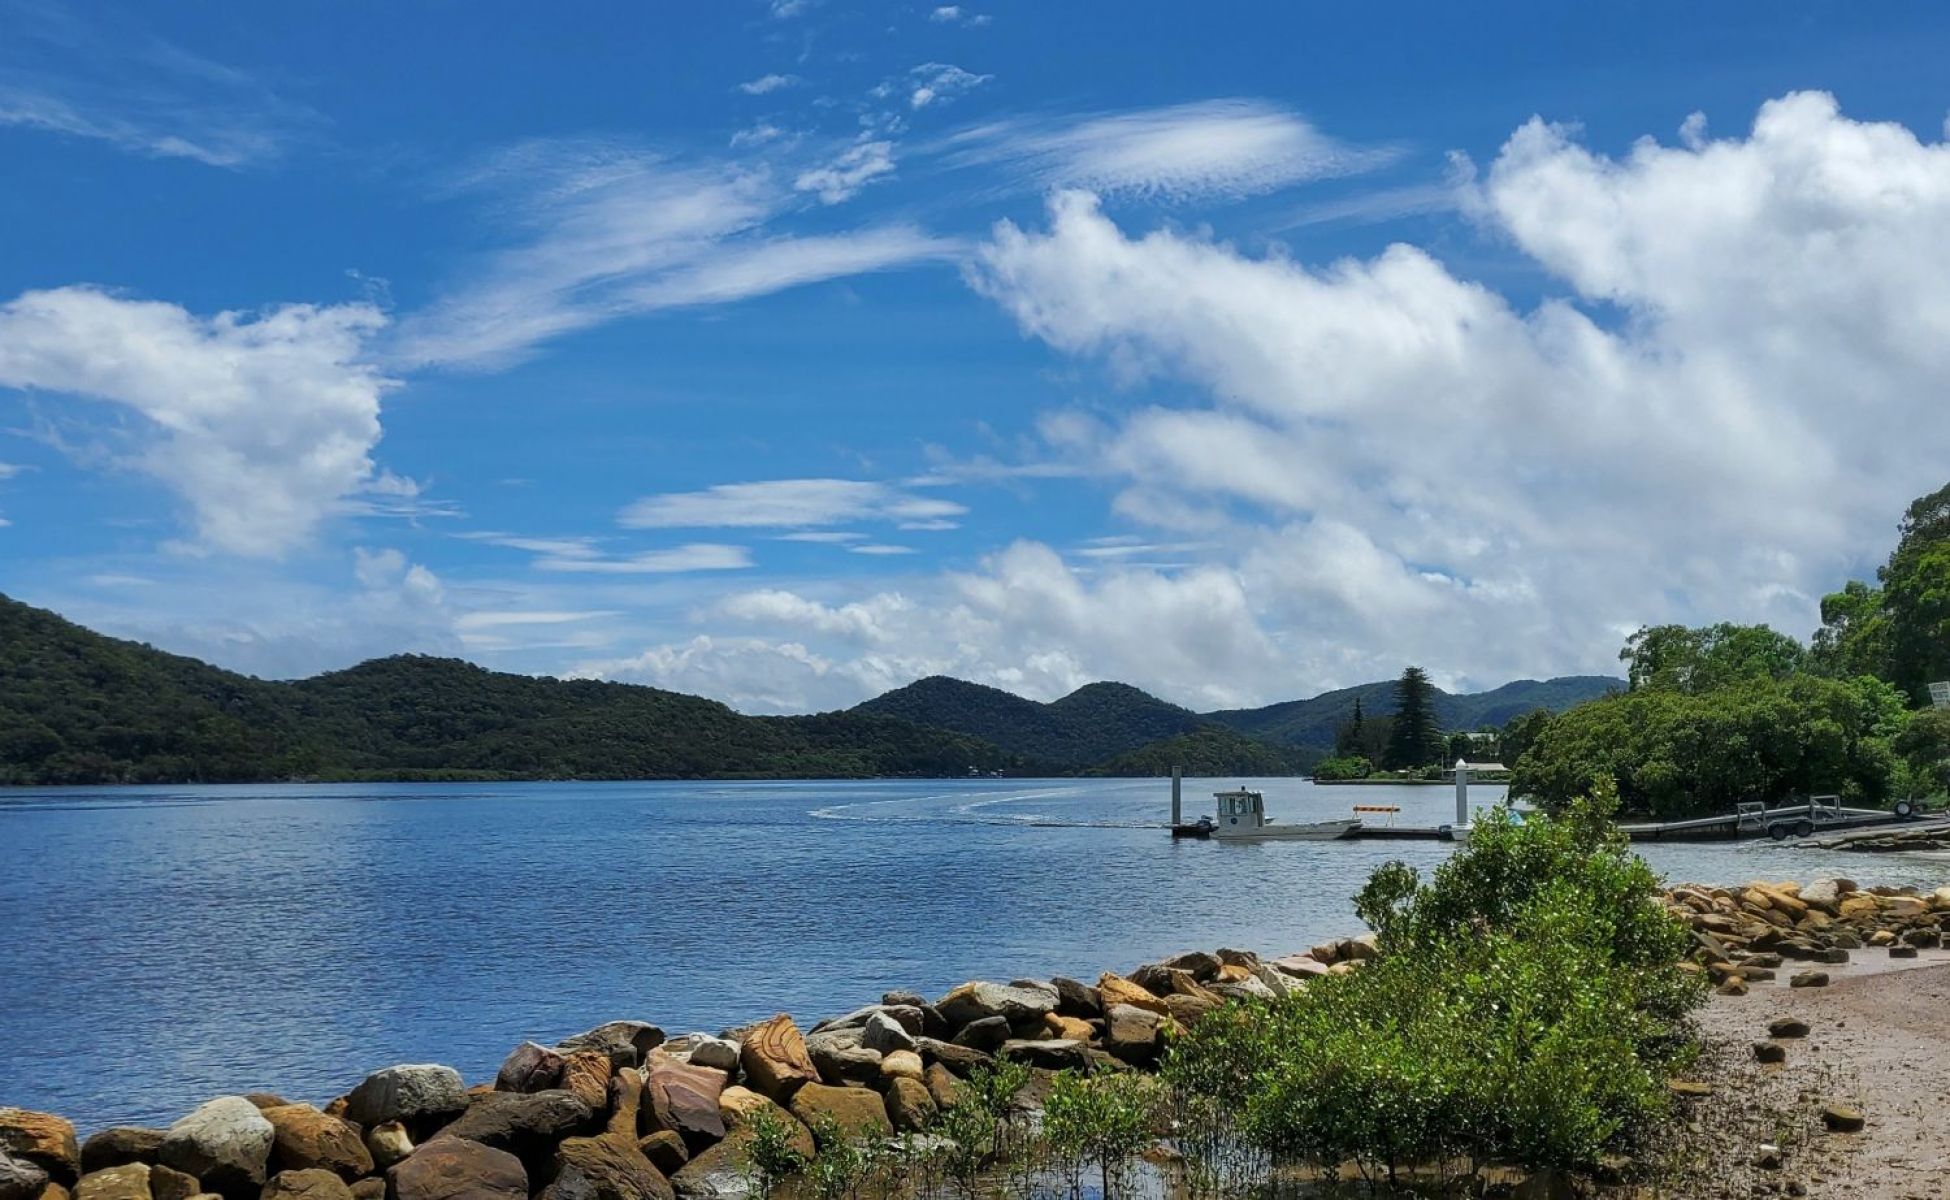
left=1095, top=974, right=1169, bottom=1017
left=859, top=1013, right=916, bottom=1056
left=949, top=1017, right=1009, bottom=1054
left=543, top=1135, right=672, bottom=1200
left=558, top=1054, right=614, bottom=1114
left=558, top=1025, right=666, bottom=1072
left=433, top=1092, right=593, bottom=1160
left=0, top=1108, right=80, bottom=1183
left=922, top=1066, right=961, bottom=1113
left=1161, top=951, right=1222, bottom=982
left=148, top=1166, right=197, bottom=1200
left=913, top=1040, right=990, bottom=1078
left=1049, top=978, right=1101, bottom=1019
left=0, top=1151, right=47, bottom=1200
left=494, top=1044, right=565, bottom=1094
left=736, top=1017, right=817, bottom=1104
left=343, top=1067, right=468, bottom=1129
left=260, top=1170, right=352, bottom=1200
left=73, top=1164, right=148, bottom=1200
left=682, top=1039, right=740, bottom=1078
left=666, top=1143, right=746, bottom=1200
left=934, top=983, right=1056, bottom=1031
left=387, top=1137, right=526, bottom=1200
left=363, top=1125, right=411, bottom=1172
left=998, top=1041, right=1087, bottom=1072
left=634, top=1134, right=685, bottom=1179
left=883, top=1079, right=935, bottom=1134
left=786, top=1087, right=890, bottom=1145
left=158, top=1097, right=275, bottom=1197
left=716, top=1092, right=812, bottom=1161
left=261, top=1106, right=373, bottom=1180
left=809, top=1006, right=923, bottom=1038
left=806, top=1035, right=881, bottom=1088
left=1104, top=1005, right=1166, bottom=1065
left=80, top=1132, right=164, bottom=1175
left=878, top=1051, right=924, bottom=1086
left=643, top=1062, right=726, bottom=1150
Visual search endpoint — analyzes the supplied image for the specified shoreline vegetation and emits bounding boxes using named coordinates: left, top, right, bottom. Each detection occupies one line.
left=12, top=802, right=1943, bottom=1199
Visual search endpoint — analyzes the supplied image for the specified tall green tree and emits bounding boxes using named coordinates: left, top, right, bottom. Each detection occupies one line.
left=1810, top=579, right=1891, bottom=680
left=1882, top=482, right=1950, bottom=703
left=1334, top=697, right=1366, bottom=756
left=1383, top=666, right=1443, bottom=769
left=1620, top=622, right=1806, bottom=694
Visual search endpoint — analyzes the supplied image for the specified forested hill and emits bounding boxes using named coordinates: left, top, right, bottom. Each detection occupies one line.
left=0, top=595, right=1023, bottom=784
left=851, top=675, right=1210, bottom=768
left=0, top=591, right=1617, bottom=785
left=1203, top=675, right=1623, bottom=757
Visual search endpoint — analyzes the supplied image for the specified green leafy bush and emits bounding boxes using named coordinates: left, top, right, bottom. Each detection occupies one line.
left=1311, top=754, right=1373, bottom=781
left=1040, top=1071, right=1163, bottom=1200
left=1166, top=787, right=1704, bottom=1186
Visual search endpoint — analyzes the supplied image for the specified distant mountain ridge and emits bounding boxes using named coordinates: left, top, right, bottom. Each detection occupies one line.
left=1204, top=675, right=1624, bottom=756
left=851, top=676, right=1210, bottom=769
left=0, top=591, right=1620, bottom=785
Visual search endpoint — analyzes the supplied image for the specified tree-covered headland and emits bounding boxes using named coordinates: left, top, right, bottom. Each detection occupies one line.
left=1508, top=482, right=1950, bottom=817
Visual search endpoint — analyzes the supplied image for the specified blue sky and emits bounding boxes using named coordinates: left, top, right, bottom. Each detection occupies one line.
left=4, top=0, right=1950, bottom=712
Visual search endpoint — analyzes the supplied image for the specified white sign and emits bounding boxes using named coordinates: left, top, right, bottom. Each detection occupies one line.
left=1930, top=681, right=1950, bottom=710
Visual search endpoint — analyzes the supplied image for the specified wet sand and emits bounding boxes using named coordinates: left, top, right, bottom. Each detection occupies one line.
left=1695, top=946, right=1950, bottom=1198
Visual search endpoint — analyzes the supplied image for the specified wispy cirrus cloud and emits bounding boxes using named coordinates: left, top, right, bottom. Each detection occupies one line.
left=737, top=73, right=800, bottom=95
left=620, top=478, right=965, bottom=530
left=943, top=99, right=1400, bottom=201
left=392, top=138, right=958, bottom=369
left=908, top=62, right=991, bottom=110
left=0, top=3, right=315, bottom=167
left=535, top=544, right=755, bottom=574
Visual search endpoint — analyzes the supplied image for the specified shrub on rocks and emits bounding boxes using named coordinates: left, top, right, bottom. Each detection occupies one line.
left=1166, top=788, right=1704, bottom=1184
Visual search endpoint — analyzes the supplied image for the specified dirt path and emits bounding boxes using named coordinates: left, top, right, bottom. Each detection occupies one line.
left=1693, top=947, right=1950, bottom=1198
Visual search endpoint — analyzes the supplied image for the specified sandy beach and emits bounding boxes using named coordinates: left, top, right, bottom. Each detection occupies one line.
left=1691, top=946, right=1950, bottom=1198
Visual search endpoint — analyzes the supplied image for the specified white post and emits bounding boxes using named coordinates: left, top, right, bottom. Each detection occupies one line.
left=1454, top=758, right=1469, bottom=831
left=1171, top=766, right=1182, bottom=826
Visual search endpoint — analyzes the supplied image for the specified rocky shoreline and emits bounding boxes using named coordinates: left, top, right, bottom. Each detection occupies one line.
left=3, top=877, right=1946, bottom=1200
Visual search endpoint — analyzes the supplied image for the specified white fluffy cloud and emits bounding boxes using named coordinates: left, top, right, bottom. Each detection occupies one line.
left=0, top=287, right=394, bottom=556
left=576, top=541, right=1283, bottom=711
left=956, top=91, right=1950, bottom=687
left=585, top=92, right=1950, bottom=712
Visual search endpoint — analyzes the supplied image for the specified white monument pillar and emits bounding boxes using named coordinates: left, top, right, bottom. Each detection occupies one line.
left=1454, top=758, right=1469, bottom=837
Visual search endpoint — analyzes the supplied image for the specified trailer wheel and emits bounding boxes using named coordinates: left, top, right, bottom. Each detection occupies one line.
left=1768, top=823, right=1789, bottom=841
left=1793, top=819, right=1815, bottom=838
left=1894, top=799, right=1916, bottom=819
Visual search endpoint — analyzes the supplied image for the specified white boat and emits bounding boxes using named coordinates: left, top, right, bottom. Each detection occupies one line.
left=1181, top=789, right=1362, bottom=841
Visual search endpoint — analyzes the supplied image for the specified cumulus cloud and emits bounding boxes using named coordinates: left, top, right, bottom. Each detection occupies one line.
left=575, top=540, right=1283, bottom=711
left=0, top=286, right=395, bottom=556
left=909, top=62, right=991, bottom=110
left=945, top=99, right=1399, bottom=201
left=947, top=91, right=1950, bottom=692
left=929, top=6, right=991, bottom=26
left=619, top=478, right=965, bottom=529
left=576, top=92, right=1950, bottom=713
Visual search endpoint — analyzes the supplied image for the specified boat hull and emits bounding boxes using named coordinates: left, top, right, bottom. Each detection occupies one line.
left=1210, top=819, right=1361, bottom=842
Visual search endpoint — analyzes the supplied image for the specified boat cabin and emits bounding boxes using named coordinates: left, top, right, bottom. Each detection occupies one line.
left=1214, top=788, right=1267, bottom=831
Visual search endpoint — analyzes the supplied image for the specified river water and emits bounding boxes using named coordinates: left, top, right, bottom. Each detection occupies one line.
left=4, top=777, right=1946, bottom=1131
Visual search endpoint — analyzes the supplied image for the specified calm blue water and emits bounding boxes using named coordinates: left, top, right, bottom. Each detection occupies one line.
left=5, top=777, right=1946, bottom=1132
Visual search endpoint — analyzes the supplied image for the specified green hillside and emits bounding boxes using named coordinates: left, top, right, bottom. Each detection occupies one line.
left=0, top=595, right=1022, bottom=784
left=1085, top=726, right=1300, bottom=777
left=852, top=675, right=1208, bottom=768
